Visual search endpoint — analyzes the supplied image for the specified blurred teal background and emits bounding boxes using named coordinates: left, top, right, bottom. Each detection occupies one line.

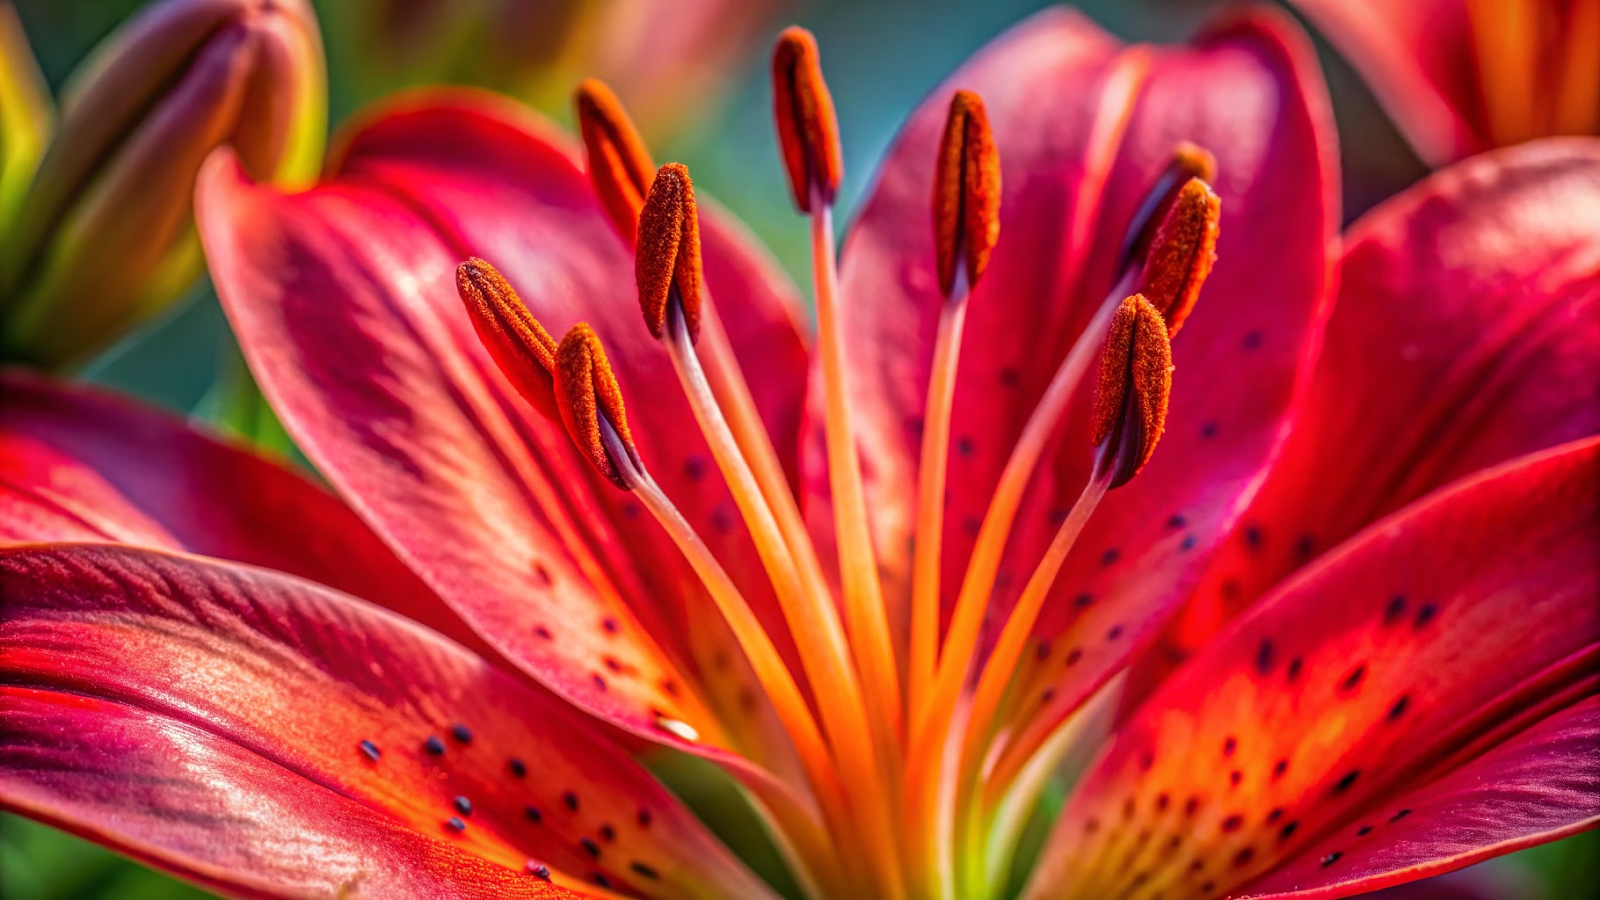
left=0, top=0, right=1590, bottom=897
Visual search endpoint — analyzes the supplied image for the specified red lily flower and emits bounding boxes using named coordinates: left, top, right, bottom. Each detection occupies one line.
left=1287, top=0, right=1600, bottom=165
left=1, top=8, right=1595, bottom=900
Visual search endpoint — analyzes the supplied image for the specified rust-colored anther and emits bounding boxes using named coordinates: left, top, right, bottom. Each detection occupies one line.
left=457, top=258, right=559, bottom=418
left=932, top=89, right=1002, bottom=297
left=555, top=323, right=637, bottom=489
left=1137, top=177, right=1220, bottom=337
left=635, top=162, right=705, bottom=342
left=1091, top=294, right=1174, bottom=489
left=771, top=26, right=842, bottom=212
left=1117, top=142, right=1218, bottom=276
left=576, top=78, right=656, bottom=241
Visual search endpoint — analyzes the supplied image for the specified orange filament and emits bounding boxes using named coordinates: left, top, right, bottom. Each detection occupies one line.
left=911, top=274, right=1128, bottom=756
left=1091, top=294, right=1174, bottom=488
left=955, top=469, right=1111, bottom=896
left=456, top=258, right=559, bottom=417
left=811, top=197, right=906, bottom=759
left=1115, top=142, right=1217, bottom=277
left=641, top=165, right=905, bottom=883
left=575, top=79, right=655, bottom=241
left=1136, top=178, right=1220, bottom=338
left=932, top=90, right=1002, bottom=297
left=624, top=469, right=871, bottom=891
left=636, top=163, right=706, bottom=341
left=772, top=27, right=843, bottom=212
left=908, top=297, right=969, bottom=726
left=553, top=323, right=636, bottom=488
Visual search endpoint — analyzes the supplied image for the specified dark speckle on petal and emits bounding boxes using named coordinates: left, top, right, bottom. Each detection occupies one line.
left=525, top=805, right=543, bottom=823
left=581, top=837, right=601, bottom=858
left=358, top=740, right=380, bottom=761
left=509, top=758, right=527, bottom=777
left=450, top=723, right=473, bottom=744
left=446, top=816, right=466, bottom=832
left=526, top=862, right=550, bottom=880
left=1321, top=852, right=1342, bottom=867
left=453, top=796, right=473, bottom=816
left=564, top=791, right=580, bottom=812
left=1414, top=604, right=1437, bottom=628
left=1332, top=770, right=1361, bottom=794
left=631, top=862, right=660, bottom=880
left=424, top=735, right=445, bottom=756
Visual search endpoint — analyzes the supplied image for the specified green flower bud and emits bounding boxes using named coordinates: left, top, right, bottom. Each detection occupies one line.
left=0, top=0, right=326, bottom=368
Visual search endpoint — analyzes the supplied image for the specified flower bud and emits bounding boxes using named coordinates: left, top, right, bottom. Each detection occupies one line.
left=0, top=0, right=326, bottom=368
left=0, top=1, right=51, bottom=232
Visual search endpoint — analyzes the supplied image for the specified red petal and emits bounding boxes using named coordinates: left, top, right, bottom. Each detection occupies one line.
left=1023, top=438, right=1599, bottom=899
left=1286, top=0, right=1487, bottom=164
left=196, top=90, right=810, bottom=763
left=1155, top=139, right=1600, bottom=706
left=827, top=7, right=1335, bottom=761
left=2, top=687, right=593, bottom=899
left=1236, top=697, right=1600, bottom=898
left=0, top=371, right=487, bottom=656
left=0, top=542, right=773, bottom=899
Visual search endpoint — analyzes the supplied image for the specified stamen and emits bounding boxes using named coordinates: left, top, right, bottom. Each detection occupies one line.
left=576, top=79, right=655, bottom=241
left=932, top=89, right=1002, bottom=297
left=1136, top=177, right=1220, bottom=337
left=553, top=323, right=636, bottom=489
left=780, top=27, right=905, bottom=790
left=772, top=27, right=843, bottom=212
left=1115, top=142, right=1217, bottom=277
left=636, top=163, right=704, bottom=341
left=639, top=161, right=906, bottom=898
left=456, top=258, right=558, bottom=417
left=951, top=304, right=1170, bottom=894
left=1091, top=294, right=1174, bottom=488
left=910, top=88, right=1000, bottom=724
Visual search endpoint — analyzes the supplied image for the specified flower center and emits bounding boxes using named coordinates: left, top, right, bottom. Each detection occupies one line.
left=457, top=33, right=1221, bottom=898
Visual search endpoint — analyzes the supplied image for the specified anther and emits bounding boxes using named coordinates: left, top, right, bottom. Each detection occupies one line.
left=1091, top=294, right=1174, bottom=488
left=1137, top=177, right=1220, bottom=336
left=772, top=26, right=843, bottom=211
left=554, top=323, right=637, bottom=489
left=636, top=163, right=704, bottom=341
left=576, top=79, right=655, bottom=241
left=457, top=258, right=559, bottom=416
left=1117, top=142, right=1218, bottom=276
left=932, top=89, right=1001, bottom=297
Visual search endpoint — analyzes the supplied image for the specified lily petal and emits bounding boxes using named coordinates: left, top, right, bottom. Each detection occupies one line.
left=1236, top=696, right=1600, bottom=898
left=1156, top=139, right=1600, bottom=703
left=2, top=687, right=591, bottom=899
left=0, top=370, right=487, bottom=656
left=0, top=542, right=774, bottom=899
left=197, top=89, right=810, bottom=766
left=830, top=6, right=1335, bottom=763
left=1023, top=437, right=1599, bottom=899
left=1285, top=0, right=1485, bottom=165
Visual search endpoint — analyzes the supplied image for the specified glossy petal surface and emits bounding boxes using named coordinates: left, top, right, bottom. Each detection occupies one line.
left=0, top=371, right=486, bottom=655
left=197, top=90, right=809, bottom=761
left=1160, top=139, right=1600, bottom=695
left=0, top=542, right=771, bottom=899
left=1025, top=439, right=1600, bottom=899
left=1238, top=696, right=1600, bottom=898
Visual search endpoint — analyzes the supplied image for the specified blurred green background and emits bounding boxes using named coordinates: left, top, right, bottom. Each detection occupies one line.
left=0, top=0, right=1591, bottom=897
